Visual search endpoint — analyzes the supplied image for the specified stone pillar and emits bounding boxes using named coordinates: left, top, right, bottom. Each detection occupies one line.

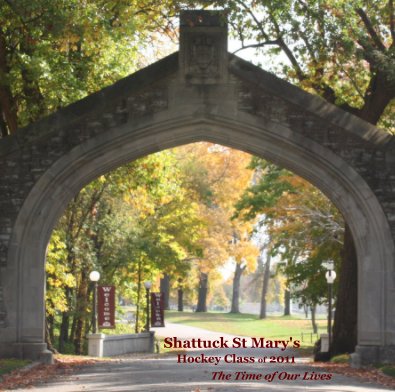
left=320, top=333, right=329, bottom=353
left=87, top=333, right=105, bottom=357
left=149, top=331, right=155, bottom=353
left=179, top=10, right=228, bottom=85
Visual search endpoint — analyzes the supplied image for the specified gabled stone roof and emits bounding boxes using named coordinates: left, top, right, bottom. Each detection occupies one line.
left=1, top=46, right=392, bottom=160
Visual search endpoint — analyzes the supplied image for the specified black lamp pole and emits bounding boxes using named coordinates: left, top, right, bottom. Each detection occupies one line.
left=324, top=265, right=336, bottom=350
left=89, top=271, right=100, bottom=334
left=328, top=280, right=333, bottom=346
left=92, top=281, right=98, bottom=333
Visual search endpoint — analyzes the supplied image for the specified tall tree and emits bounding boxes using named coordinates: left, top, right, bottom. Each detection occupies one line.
left=197, top=0, right=394, bottom=128
left=176, top=143, right=255, bottom=312
left=331, top=225, right=358, bottom=355
left=229, top=225, right=259, bottom=313
left=235, top=159, right=344, bottom=322
left=258, top=243, right=272, bottom=319
left=45, top=233, right=75, bottom=352
left=196, top=272, right=209, bottom=312
left=160, top=274, right=171, bottom=310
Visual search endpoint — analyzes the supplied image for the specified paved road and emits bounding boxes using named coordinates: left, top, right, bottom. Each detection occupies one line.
left=9, top=323, right=392, bottom=392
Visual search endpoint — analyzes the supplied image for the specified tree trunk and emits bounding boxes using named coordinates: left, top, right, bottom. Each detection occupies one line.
left=58, top=286, right=72, bottom=352
left=0, top=31, right=18, bottom=135
left=259, top=251, right=271, bottom=319
left=135, top=261, right=142, bottom=333
left=73, top=271, right=89, bottom=355
left=160, top=274, right=170, bottom=310
left=177, top=278, right=183, bottom=312
left=356, top=71, right=395, bottom=125
left=20, top=38, right=46, bottom=124
left=284, top=288, right=291, bottom=316
left=45, top=316, right=58, bottom=354
left=230, top=262, right=246, bottom=313
left=311, top=305, right=318, bottom=334
left=177, top=287, right=183, bottom=312
left=70, top=314, right=77, bottom=345
left=331, top=224, right=358, bottom=355
left=196, top=272, right=208, bottom=312
left=0, top=103, right=10, bottom=138
left=47, top=314, right=55, bottom=344
left=58, top=311, right=69, bottom=353
left=177, top=288, right=184, bottom=312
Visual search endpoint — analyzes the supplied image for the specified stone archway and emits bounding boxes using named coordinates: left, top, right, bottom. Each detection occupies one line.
left=0, top=11, right=394, bottom=365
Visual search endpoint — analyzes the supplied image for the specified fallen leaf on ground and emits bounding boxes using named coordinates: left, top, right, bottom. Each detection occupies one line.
left=311, top=361, right=395, bottom=389
left=0, top=355, right=113, bottom=391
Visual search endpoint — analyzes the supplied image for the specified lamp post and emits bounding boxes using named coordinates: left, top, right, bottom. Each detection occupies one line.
left=144, top=281, right=152, bottom=332
left=323, top=261, right=336, bottom=347
left=89, top=271, right=100, bottom=333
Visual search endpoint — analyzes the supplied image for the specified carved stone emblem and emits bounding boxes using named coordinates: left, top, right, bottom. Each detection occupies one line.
left=182, top=33, right=222, bottom=83
left=180, top=23, right=227, bottom=84
left=190, top=35, right=218, bottom=77
left=179, top=10, right=228, bottom=84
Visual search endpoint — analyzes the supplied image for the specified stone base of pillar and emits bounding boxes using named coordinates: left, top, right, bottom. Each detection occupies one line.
left=148, top=331, right=155, bottom=353
left=39, top=349, right=54, bottom=364
left=351, top=345, right=395, bottom=368
left=0, top=342, right=53, bottom=363
left=87, top=333, right=105, bottom=357
left=319, top=333, right=329, bottom=352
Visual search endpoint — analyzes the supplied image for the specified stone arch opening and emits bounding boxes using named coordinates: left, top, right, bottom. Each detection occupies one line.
left=6, top=117, right=394, bottom=364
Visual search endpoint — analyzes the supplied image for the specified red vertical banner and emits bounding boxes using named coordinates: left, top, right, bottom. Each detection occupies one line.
left=98, top=285, right=115, bottom=329
left=151, top=292, right=165, bottom=327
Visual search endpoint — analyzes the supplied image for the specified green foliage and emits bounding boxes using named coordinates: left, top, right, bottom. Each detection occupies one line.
left=46, top=233, right=76, bottom=316
left=0, top=0, right=179, bottom=136
left=373, top=362, right=395, bottom=377
left=104, top=323, right=135, bottom=336
left=235, top=158, right=344, bottom=308
left=380, top=365, right=395, bottom=378
left=330, top=353, right=351, bottom=363
left=234, top=160, right=295, bottom=221
left=209, top=281, right=230, bottom=309
left=44, top=143, right=259, bottom=351
left=191, top=0, right=394, bottom=129
left=46, top=148, right=208, bottom=350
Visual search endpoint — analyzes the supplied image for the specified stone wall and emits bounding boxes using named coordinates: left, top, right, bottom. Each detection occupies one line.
left=87, top=332, right=155, bottom=357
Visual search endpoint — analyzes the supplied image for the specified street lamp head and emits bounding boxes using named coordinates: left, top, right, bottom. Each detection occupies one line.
left=144, top=281, right=152, bottom=290
left=325, top=270, right=336, bottom=284
left=89, top=271, right=100, bottom=282
left=323, top=259, right=335, bottom=271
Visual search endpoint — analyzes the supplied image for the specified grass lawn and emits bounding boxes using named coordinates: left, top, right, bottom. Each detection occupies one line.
left=0, top=359, right=31, bottom=377
left=165, top=310, right=326, bottom=351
